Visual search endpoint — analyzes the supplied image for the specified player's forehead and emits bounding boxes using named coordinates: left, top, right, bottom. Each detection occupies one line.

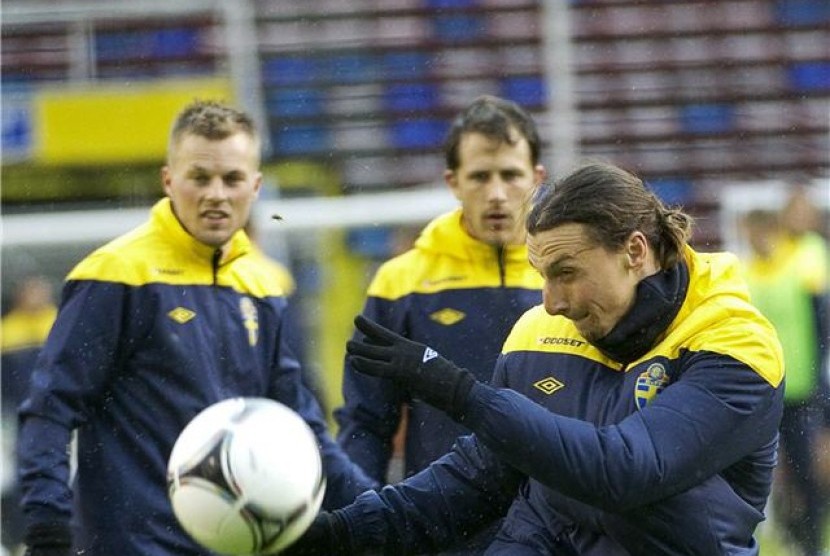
left=456, top=130, right=531, bottom=165
left=527, top=223, right=596, bottom=268
left=170, top=132, right=259, bottom=170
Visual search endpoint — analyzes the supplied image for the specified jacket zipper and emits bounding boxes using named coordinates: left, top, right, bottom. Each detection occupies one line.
left=496, top=245, right=506, bottom=287
left=212, top=249, right=222, bottom=285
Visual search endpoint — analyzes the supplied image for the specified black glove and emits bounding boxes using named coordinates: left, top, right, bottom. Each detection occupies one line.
left=24, top=523, right=72, bottom=556
left=281, top=510, right=350, bottom=556
left=346, top=315, right=476, bottom=420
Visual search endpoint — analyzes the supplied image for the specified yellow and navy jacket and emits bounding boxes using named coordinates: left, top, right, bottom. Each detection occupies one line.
left=337, top=247, right=784, bottom=555
left=336, top=209, right=542, bottom=483
left=17, top=199, right=375, bottom=556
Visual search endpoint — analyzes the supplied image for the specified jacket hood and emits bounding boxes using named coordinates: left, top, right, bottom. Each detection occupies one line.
left=413, top=209, right=530, bottom=264
left=152, top=197, right=252, bottom=265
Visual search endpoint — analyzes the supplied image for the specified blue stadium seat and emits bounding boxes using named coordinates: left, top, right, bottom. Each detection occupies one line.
left=96, top=32, right=151, bottom=62
left=152, top=28, right=200, bottom=58
left=425, top=0, right=479, bottom=7
left=647, top=178, right=694, bottom=205
left=325, top=53, right=379, bottom=85
left=787, top=62, right=830, bottom=92
left=267, top=89, right=325, bottom=118
left=262, top=57, right=319, bottom=86
left=389, top=119, right=449, bottom=149
left=774, top=0, right=830, bottom=25
left=500, top=76, right=547, bottom=107
left=678, top=104, right=735, bottom=134
left=383, top=52, right=431, bottom=79
left=383, top=83, right=440, bottom=112
left=271, top=125, right=330, bottom=155
left=431, top=14, right=487, bottom=43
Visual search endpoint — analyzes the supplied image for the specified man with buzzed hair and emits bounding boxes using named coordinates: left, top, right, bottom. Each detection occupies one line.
left=17, top=100, right=376, bottom=556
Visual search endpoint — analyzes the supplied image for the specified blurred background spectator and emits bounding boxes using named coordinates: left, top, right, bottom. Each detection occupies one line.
left=741, top=187, right=829, bottom=556
left=1, top=275, right=58, bottom=556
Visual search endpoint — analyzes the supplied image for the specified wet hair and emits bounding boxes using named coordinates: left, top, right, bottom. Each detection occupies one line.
left=443, top=95, right=541, bottom=170
left=527, top=162, right=693, bottom=270
left=168, top=99, right=259, bottom=162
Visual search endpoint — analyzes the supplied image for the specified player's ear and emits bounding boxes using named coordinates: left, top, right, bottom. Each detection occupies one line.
left=161, top=166, right=173, bottom=196
left=625, top=231, right=649, bottom=269
left=253, top=172, right=263, bottom=196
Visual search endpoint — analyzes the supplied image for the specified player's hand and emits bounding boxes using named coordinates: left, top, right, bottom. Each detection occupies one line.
left=24, top=523, right=72, bottom=556
left=346, top=315, right=477, bottom=420
left=280, top=511, right=349, bottom=555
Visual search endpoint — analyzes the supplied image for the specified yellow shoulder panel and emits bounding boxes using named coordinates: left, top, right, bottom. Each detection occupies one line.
left=221, top=255, right=286, bottom=299
left=630, top=293, right=784, bottom=387
left=67, top=224, right=214, bottom=286
left=683, top=309, right=784, bottom=387
left=67, top=225, right=285, bottom=299
left=367, top=249, right=541, bottom=300
left=367, top=250, right=498, bottom=299
left=502, top=306, right=623, bottom=369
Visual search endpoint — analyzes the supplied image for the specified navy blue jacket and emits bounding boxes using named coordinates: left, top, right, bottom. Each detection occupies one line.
left=17, top=199, right=376, bottom=556
left=334, top=248, right=784, bottom=555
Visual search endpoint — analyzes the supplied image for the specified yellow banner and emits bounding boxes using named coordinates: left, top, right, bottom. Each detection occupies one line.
left=34, top=78, right=233, bottom=164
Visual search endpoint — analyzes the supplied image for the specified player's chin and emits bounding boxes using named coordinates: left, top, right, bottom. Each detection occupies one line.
left=482, top=226, right=516, bottom=245
left=196, top=229, right=233, bottom=248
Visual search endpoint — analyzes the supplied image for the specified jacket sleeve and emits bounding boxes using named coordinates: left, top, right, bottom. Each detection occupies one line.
left=332, top=356, right=523, bottom=554
left=460, top=351, right=784, bottom=511
left=268, top=308, right=378, bottom=510
left=335, top=295, right=408, bottom=483
left=338, top=434, right=522, bottom=554
left=18, top=279, right=128, bottom=529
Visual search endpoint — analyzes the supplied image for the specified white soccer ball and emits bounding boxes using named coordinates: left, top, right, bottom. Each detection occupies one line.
left=167, top=397, right=326, bottom=555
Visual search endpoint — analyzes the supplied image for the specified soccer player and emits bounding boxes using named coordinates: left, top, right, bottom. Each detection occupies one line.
left=334, top=95, right=546, bottom=552
left=336, top=95, right=545, bottom=478
left=17, top=100, right=376, bottom=556
left=742, top=189, right=828, bottom=556
left=1, top=276, right=58, bottom=554
left=289, top=162, right=785, bottom=555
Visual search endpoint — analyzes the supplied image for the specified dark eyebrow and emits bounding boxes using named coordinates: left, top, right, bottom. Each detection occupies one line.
left=545, top=255, right=574, bottom=276
left=187, top=165, right=210, bottom=175
left=545, top=246, right=594, bottom=275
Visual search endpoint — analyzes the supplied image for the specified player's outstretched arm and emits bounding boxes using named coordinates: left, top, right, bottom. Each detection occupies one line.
left=284, top=434, right=521, bottom=555
left=346, top=315, right=476, bottom=419
left=347, top=315, right=783, bottom=510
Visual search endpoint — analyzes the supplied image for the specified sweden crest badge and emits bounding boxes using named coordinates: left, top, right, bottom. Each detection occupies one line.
left=239, top=296, right=259, bottom=346
left=635, top=363, right=670, bottom=410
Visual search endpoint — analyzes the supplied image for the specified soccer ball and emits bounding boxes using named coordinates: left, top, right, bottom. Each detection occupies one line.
left=167, top=397, right=326, bottom=555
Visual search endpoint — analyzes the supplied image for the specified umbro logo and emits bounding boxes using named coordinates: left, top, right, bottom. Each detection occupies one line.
left=168, top=307, right=196, bottom=324
left=533, top=376, right=564, bottom=395
left=422, top=347, right=439, bottom=363
left=430, top=308, right=466, bottom=326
